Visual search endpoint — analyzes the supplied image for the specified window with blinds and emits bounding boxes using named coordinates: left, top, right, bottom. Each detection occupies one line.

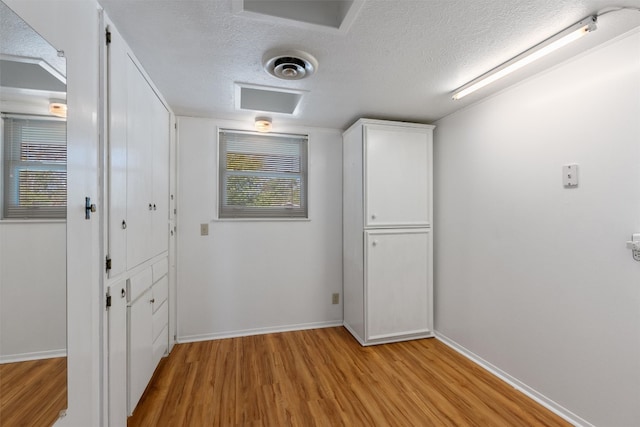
left=2, top=116, right=67, bottom=219
left=219, top=129, right=308, bottom=219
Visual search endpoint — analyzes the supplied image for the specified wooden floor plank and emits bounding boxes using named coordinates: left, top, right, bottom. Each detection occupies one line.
left=0, top=357, right=67, bottom=427
left=128, top=327, right=571, bottom=427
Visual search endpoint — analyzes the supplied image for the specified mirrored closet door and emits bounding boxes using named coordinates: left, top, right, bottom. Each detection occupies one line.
left=0, top=1, right=68, bottom=425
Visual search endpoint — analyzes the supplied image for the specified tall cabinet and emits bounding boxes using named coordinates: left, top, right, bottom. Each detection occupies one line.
left=105, top=19, right=172, bottom=424
left=343, top=119, right=434, bottom=345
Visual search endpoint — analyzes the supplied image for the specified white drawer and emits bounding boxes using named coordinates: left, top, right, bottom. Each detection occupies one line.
left=152, top=275, right=168, bottom=312
left=152, top=257, right=168, bottom=283
left=152, top=325, right=168, bottom=367
left=152, top=300, right=168, bottom=341
left=128, top=268, right=152, bottom=303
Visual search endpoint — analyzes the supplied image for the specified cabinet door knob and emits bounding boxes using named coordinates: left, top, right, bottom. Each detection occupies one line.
left=153, top=204, right=157, bottom=210
left=148, top=203, right=153, bottom=211
left=371, top=214, right=376, bottom=220
left=121, top=220, right=127, bottom=229
left=372, top=240, right=378, bottom=247
left=150, top=298, right=155, bottom=304
left=121, top=288, right=126, bottom=298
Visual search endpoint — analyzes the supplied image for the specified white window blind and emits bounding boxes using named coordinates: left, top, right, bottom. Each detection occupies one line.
left=2, top=116, right=67, bottom=219
left=219, top=129, right=308, bottom=219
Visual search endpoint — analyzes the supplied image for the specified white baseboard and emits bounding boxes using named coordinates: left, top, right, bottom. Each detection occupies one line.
left=178, top=320, right=344, bottom=343
left=0, top=348, right=67, bottom=364
left=342, top=322, right=366, bottom=345
left=435, top=332, right=593, bottom=427
left=343, top=322, right=434, bottom=346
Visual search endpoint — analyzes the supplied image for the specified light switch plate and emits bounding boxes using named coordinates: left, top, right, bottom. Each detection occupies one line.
left=200, top=223, right=209, bottom=236
left=563, top=164, right=578, bottom=187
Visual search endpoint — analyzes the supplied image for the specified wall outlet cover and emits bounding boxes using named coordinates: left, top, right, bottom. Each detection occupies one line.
left=562, top=164, right=579, bottom=187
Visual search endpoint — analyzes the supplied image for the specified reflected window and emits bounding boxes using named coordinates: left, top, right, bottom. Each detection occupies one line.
left=2, top=115, right=67, bottom=219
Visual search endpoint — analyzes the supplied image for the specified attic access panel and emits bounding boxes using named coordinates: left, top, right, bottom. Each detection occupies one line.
left=0, top=58, right=66, bottom=92
left=234, top=0, right=363, bottom=32
left=237, top=84, right=304, bottom=115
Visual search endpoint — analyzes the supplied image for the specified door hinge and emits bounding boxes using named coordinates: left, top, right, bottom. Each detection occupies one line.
left=106, top=256, right=112, bottom=272
left=106, top=292, right=112, bottom=309
left=106, top=29, right=111, bottom=45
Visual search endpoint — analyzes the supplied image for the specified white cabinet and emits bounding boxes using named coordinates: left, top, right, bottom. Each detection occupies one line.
left=365, top=229, right=431, bottom=341
left=126, top=259, right=169, bottom=415
left=364, top=125, right=431, bottom=228
left=128, top=288, right=153, bottom=415
left=107, top=278, right=128, bottom=426
left=106, top=25, right=130, bottom=278
left=343, top=119, right=434, bottom=346
left=125, top=57, right=170, bottom=270
left=127, top=268, right=154, bottom=415
left=105, top=20, right=172, bottom=425
left=107, top=26, right=170, bottom=276
left=151, top=259, right=169, bottom=369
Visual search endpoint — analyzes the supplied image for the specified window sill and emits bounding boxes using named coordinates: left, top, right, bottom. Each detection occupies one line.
left=0, top=219, right=66, bottom=224
left=214, top=217, right=311, bottom=223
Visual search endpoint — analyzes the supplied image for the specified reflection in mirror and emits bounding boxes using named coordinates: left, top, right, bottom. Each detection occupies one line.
left=0, top=1, right=67, bottom=425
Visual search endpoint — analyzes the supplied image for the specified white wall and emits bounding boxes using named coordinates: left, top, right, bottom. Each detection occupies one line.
left=4, top=1, right=103, bottom=426
left=434, top=29, right=640, bottom=427
left=0, top=222, right=66, bottom=361
left=177, top=116, right=343, bottom=340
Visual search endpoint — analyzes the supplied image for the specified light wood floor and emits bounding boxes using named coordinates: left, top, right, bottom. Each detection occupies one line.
left=0, top=357, right=67, bottom=427
left=129, top=327, right=570, bottom=427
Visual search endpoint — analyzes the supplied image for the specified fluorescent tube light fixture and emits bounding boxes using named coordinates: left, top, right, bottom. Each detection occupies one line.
left=452, top=16, right=597, bottom=100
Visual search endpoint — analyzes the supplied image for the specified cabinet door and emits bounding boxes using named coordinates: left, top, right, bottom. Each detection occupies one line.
left=365, top=229, right=431, bottom=341
left=149, top=92, right=170, bottom=257
left=125, top=57, right=170, bottom=267
left=107, top=279, right=128, bottom=427
left=364, top=125, right=430, bottom=227
left=125, top=56, right=153, bottom=269
left=128, top=288, right=154, bottom=415
left=106, top=26, right=128, bottom=277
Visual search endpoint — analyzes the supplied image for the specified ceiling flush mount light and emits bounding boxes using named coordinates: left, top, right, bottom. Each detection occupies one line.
left=49, top=100, right=67, bottom=118
left=255, top=117, right=272, bottom=132
left=263, top=50, right=318, bottom=80
left=452, top=16, right=597, bottom=100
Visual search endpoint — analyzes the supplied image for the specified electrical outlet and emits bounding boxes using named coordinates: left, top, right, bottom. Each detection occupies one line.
left=332, top=293, right=340, bottom=304
left=200, top=223, right=208, bottom=236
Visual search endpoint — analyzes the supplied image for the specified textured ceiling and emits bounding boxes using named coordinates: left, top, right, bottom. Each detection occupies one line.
left=98, top=0, right=640, bottom=130
left=0, top=1, right=66, bottom=78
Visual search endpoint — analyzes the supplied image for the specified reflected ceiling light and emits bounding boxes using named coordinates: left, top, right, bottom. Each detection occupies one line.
left=452, top=16, right=597, bottom=100
left=49, top=100, right=67, bottom=118
left=255, top=117, right=272, bottom=132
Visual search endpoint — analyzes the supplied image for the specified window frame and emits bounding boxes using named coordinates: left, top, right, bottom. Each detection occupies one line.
left=1, top=114, right=67, bottom=220
left=218, top=128, right=309, bottom=220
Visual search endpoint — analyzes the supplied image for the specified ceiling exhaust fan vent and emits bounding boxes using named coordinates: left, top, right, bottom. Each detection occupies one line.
left=263, top=50, right=318, bottom=80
